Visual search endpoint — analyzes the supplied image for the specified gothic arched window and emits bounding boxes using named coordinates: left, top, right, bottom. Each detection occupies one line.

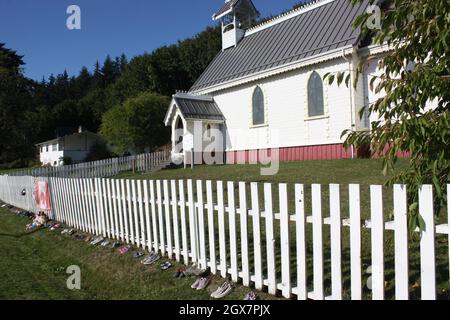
left=307, top=71, right=324, bottom=117
left=252, top=86, right=265, bottom=125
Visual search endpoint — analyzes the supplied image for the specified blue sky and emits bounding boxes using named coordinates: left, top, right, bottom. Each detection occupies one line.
left=0, top=0, right=303, bottom=81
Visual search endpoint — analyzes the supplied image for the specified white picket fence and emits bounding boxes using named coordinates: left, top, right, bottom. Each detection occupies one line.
left=0, top=175, right=40, bottom=214
left=8, top=150, right=171, bottom=178
left=0, top=176, right=448, bottom=300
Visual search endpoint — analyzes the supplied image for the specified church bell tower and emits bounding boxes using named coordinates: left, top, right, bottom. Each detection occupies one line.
left=212, top=0, right=259, bottom=50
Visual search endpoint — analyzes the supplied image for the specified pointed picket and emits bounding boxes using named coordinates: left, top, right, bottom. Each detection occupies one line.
left=250, top=182, right=262, bottom=290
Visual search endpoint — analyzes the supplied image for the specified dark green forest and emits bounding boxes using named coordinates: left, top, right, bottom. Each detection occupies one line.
left=0, top=26, right=221, bottom=169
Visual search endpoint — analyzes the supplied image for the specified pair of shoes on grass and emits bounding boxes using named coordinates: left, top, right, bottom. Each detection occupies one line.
left=191, top=277, right=210, bottom=290
left=141, top=253, right=160, bottom=265
left=61, top=229, right=75, bottom=235
left=90, top=237, right=104, bottom=246
left=160, top=261, right=172, bottom=270
left=118, top=245, right=132, bottom=254
left=100, top=240, right=110, bottom=247
left=133, top=251, right=144, bottom=258
left=243, top=291, right=257, bottom=300
left=211, top=281, right=233, bottom=299
left=174, top=267, right=187, bottom=278
left=185, top=264, right=207, bottom=277
left=74, top=234, right=85, bottom=241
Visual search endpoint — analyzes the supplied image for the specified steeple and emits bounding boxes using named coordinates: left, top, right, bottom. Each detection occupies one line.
left=212, top=0, right=259, bottom=50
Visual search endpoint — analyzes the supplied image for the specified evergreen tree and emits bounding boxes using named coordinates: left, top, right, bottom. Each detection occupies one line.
left=101, top=55, right=116, bottom=87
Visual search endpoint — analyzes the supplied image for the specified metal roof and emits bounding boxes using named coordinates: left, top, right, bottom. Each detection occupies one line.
left=35, top=131, right=102, bottom=146
left=192, top=0, right=369, bottom=92
left=173, top=94, right=225, bottom=121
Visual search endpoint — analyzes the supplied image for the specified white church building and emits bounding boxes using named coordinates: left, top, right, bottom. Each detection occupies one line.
left=165, top=0, right=387, bottom=165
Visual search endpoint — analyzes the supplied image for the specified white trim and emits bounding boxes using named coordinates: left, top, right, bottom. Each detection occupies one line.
left=245, top=0, right=336, bottom=37
left=192, top=46, right=354, bottom=95
left=164, top=99, right=178, bottom=126
left=225, top=140, right=346, bottom=152
left=249, top=123, right=269, bottom=129
left=174, top=92, right=214, bottom=101
left=358, top=44, right=393, bottom=57
left=304, top=115, right=330, bottom=121
left=213, top=9, right=233, bottom=21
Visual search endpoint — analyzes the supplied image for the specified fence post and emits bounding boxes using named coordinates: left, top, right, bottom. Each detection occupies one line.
left=143, top=180, right=153, bottom=251
left=206, top=180, right=216, bottom=273
left=101, top=178, right=111, bottom=238
left=149, top=180, right=159, bottom=253
left=217, top=181, right=227, bottom=277
left=164, top=180, right=173, bottom=259
left=127, top=179, right=136, bottom=245
left=120, top=179, right=129, bottom=243
left=312, top=184, right=323, bottom=300
left=111, top=179, right=120, bottom=240
left=329, top=184, right=342, bottom=300
left=295, top=184, right=307, bottom=300
left=349, top=184, right=362, bottom=300
left=264, top=183, right=276, bottom=295
left=171, top=180, right=180, bottom=262
left=370, top=185, right=384, bottom=300
left=131, top=180, right=140, bottom=246
left=250, top=182, right=262, bottom=290
left=178, top=180, right=189, bottom=264
left=419, top=185, right=436, bottom=300
left=394, top=184, right=409, bottom=300
left=239, top=182, right=250, bottom=287
left=156, top=180, right=166, bottom=256
left=279, top=183, right=291, bottom=299
left=187, top=179, right=198, bottom=263
left=137, top=180, right=146, bottom=249
left=196, top=180, right=207, bottom=270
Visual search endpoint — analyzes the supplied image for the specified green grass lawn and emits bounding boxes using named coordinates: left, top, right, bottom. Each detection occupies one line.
left=0, top=207, right=278, bottom=300
left=117, top=158, right=407, bottom=185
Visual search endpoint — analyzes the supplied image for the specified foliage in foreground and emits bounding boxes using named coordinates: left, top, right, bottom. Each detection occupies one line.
left=326, top=0, right=450, bottom=228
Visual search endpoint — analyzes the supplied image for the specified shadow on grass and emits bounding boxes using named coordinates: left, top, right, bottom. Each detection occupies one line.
left=0, top=228, right=45, bottom=239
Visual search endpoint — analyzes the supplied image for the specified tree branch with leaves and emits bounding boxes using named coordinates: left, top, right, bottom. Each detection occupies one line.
left=326, top=0, right=450, bottom=230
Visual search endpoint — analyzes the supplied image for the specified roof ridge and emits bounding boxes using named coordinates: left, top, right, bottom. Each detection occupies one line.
left=174, top=92, right=213, bottom=101
left=245, top=0, right=335, bottom=36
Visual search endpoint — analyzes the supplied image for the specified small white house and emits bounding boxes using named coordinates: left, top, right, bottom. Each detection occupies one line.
left=36, top=129, right=107, bottom=167
left=165, top=0, right=388, bottom=165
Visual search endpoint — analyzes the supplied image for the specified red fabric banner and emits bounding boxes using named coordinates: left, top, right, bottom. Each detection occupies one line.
left=35, top=180, right=51, bottom=211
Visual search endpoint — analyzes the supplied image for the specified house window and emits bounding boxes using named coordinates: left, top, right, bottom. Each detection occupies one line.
left=307, top=71, right=324, bottom=117
left=52, top=143, right=57, bottom=151
left=252, top=86, right=265, bottom=126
